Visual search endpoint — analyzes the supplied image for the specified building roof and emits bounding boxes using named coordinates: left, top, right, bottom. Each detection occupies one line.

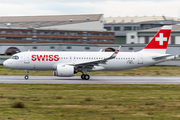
left=0, top=43, right=119, bottom=47
left=104, top=16, right=180, bottom=23
left=0, top=14, right=103, bottom=28
left=139, top=24, right=180, bottom=32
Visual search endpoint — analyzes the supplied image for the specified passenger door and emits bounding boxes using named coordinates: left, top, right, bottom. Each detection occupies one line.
left=138, top=54, right=143, bottom=64
left=24, top=53, right=30, bottom=64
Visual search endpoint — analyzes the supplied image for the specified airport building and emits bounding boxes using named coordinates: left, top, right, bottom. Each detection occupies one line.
left=0, top=14, right=115, bottom=56
left=115, top=24, right=180, bottom=55
left=0, top=14, right=115, bottom=44
left=0, top=28, right=114, bottom=44
left=138, top=25, right=180, bottom=44
left=104, top=16, right=180, bottom=44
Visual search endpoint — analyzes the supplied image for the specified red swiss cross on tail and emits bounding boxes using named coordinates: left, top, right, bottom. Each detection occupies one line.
left=144, top=26, right=172, bottom=49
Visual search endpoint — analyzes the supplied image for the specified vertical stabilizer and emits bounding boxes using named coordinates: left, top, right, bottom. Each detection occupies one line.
left=141, top=26, right=172, bottom=54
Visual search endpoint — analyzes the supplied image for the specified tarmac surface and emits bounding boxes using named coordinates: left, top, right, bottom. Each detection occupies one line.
left=0, top=76, right=180, bottom=84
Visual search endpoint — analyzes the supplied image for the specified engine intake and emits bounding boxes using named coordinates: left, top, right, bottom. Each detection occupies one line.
left=54, top=65, right=74, bottom=77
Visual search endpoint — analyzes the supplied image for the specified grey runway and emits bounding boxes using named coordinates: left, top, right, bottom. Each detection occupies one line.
left=0, top=76, right=180, bottom=84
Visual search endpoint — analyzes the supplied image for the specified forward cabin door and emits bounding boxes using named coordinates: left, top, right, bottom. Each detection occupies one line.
left=24, top=53, right=30, bottom=64
left=138, top=54, right=143, bottom=64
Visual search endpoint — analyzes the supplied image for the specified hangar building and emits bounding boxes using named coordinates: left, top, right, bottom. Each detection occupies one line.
left=0, top=14, right=115, bottom=55
left=104, top=16, right=180, bottom=44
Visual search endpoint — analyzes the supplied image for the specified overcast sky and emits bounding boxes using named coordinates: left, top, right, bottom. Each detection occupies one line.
left=0, top=0, right=180, bottom=18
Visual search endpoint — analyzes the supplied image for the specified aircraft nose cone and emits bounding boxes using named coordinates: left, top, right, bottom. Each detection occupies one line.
left=3, top=60, right=7, bottom=67
left=3, top=60, right=9, bottom=67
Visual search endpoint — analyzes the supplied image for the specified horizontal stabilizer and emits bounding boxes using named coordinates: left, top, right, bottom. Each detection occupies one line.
left=152, top=54, right=174, bottom=60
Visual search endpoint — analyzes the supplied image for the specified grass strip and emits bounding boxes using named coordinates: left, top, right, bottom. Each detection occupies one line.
left=0, top=84, right=180, bottom=119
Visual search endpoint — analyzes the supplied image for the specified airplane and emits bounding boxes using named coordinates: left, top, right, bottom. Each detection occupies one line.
left=3, top=25, right=174, bottom=80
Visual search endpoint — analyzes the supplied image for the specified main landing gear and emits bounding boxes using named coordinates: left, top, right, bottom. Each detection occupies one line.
left=81, top=74, right=90, bottom=80
left=81, top=68, right=90, bottom=80
left=24, top=70, right=29, bottom=80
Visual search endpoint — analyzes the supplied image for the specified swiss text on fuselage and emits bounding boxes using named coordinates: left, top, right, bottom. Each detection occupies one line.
left=31, top=55, right=59, bottom=61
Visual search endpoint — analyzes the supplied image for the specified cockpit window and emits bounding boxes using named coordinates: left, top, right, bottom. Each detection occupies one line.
left=11, top=56, right=19, bottom=60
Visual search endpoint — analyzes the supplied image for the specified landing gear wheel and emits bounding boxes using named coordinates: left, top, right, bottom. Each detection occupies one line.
left=81, top=74, right=85, bottom=80
left=84, top=74, right=90, bottom=80
left=24, top=75, right=29, bottom=80
left=25, top=70, right=29, bottom=80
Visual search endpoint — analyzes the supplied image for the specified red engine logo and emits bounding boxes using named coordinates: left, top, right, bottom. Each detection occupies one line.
left=32, top=55, right=59, bottom=61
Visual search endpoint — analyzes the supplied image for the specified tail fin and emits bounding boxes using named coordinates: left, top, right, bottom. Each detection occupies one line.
left=141, top=25, right=172, bottom=54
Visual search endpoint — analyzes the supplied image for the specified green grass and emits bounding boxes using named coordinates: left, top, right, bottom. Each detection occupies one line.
left=1, top=65, right=180, bottom=76
left=0, top=84, right=180, bottom=119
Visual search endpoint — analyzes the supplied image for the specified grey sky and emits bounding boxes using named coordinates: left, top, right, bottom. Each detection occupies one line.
left=0, top=0, right=179, bottom=17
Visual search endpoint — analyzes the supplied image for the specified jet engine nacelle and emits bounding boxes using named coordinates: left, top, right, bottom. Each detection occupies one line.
left=54, top=65, right=74, bottom=77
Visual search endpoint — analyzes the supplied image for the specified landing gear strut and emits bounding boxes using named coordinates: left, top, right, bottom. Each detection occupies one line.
left=81, top=68, right=90, bottom=80
left=24, top=70, right=29, bottom=80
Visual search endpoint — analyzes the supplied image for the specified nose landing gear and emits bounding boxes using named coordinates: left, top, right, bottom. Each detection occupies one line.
left=24, top=70, right=29, bottom=80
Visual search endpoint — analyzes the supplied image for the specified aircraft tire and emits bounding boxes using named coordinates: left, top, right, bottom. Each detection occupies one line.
left=24, top=75, right=29, bottom=80
left=81, top=74, right=85, bottom=80
left=84, top=74, right=90, bottom=80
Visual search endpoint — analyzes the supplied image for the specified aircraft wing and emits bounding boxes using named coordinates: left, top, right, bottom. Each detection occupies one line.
left=68, top=46, right=121, bottom=67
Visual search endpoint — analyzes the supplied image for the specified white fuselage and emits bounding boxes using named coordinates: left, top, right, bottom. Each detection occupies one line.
left=3, top=25, right=174, bottom=80
left=3, top=51, right=173, bottom=71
